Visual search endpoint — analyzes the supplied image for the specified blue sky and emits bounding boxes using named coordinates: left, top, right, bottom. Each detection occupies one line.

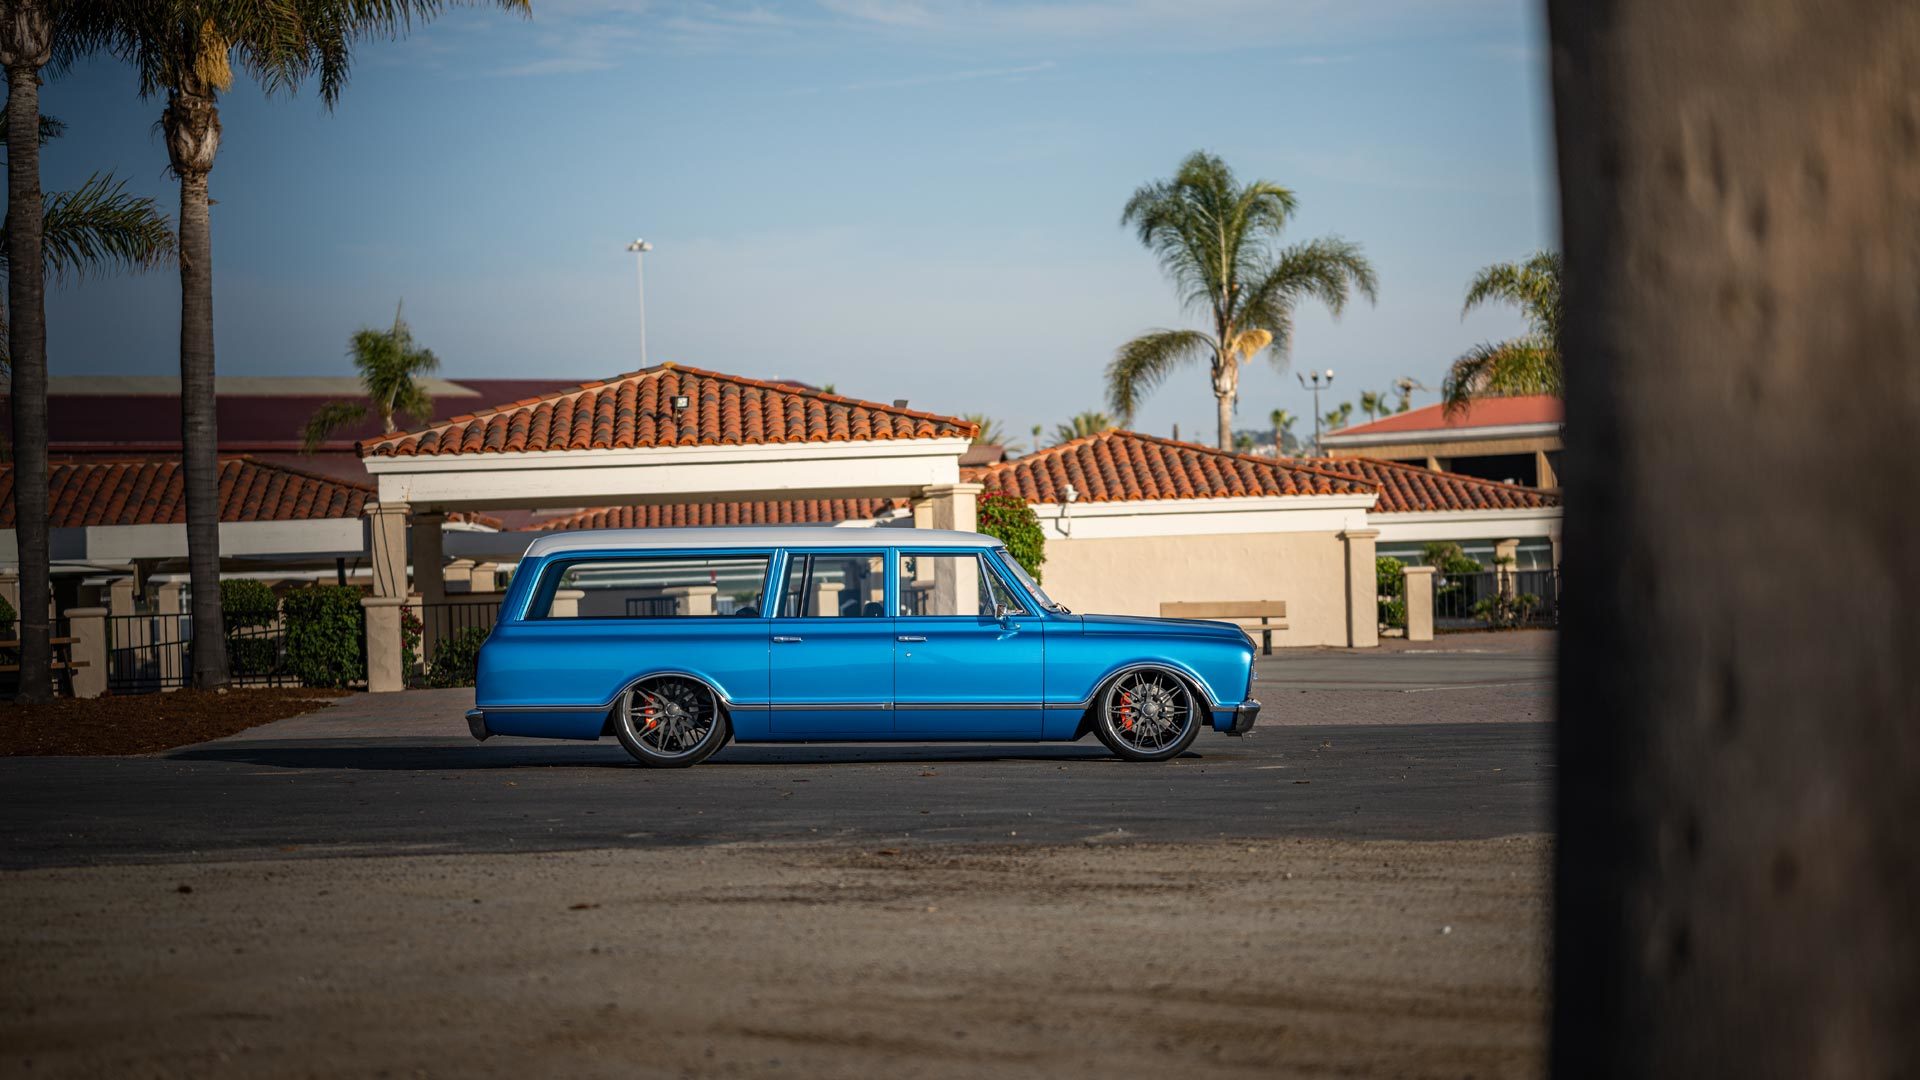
left=39, top=0, right=1554, bottom=445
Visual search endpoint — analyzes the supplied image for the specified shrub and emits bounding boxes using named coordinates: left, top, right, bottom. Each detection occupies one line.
left=425, top=626, right=489, bottom=688
left=220, top=580, right=282, bottom=677
left=282, top=586, right=366, bottom=689
left=220, top=579, right=279, bottom=628
left=1376, top=556, right=1407, bottom=629
left=400, top=604, right=423, bottom=665
left=1474, top=591, right=1541, bottom=629
left=977, top=491, right=1046, bottom=583
left=0, top=594, right=15, bottom=637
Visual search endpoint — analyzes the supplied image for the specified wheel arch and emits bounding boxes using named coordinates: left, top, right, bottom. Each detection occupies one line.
left=1070, top=661, right=1210, bottom=741
left=598, top=669, right=734, bottom=737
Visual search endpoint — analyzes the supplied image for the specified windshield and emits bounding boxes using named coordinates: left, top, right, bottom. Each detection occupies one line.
left=998, top=549, right=1069, bottom=614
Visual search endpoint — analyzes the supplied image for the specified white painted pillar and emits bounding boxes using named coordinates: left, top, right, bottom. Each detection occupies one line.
left=663, top=584, right=718, bottom=617
left=918, top=482, right=983, bottom=533
left=1341, top=527, right=1381, bottom=649
left=365, top=501, right=411, bottom=600
left=1404, top=566, right=1436, bottom=642
left=361, top=596, right=407, bottom=693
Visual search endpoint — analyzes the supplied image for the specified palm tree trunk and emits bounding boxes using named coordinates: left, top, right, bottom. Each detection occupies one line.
left=176, top=168, right=227, bottom=689
left=1213, top=392, right=1233, bottom=452
left=3, top=5, right=53, bottom=704
left=1550, top=0, right=1920, bottom=1073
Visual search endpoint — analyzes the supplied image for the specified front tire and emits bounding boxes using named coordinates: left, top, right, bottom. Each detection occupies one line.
left=1093, top=668, right=1201, bottom=762
left=613, top=676, right=731, bottom=768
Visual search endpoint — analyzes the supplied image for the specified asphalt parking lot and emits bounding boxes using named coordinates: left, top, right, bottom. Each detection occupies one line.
left=3, top=633, right=1555, bottom=1080
left=0, top=634, right=1553, bottom=869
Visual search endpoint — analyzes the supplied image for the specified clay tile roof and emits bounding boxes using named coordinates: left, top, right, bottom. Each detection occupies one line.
left=0, top=457, right=373, bottom=529
left=532, top=498, right=903, bottom=532
left=975, top=430, right=1375, bottom=504
left=1281, top=456, right=1561, bottom=513
left=358, top=364, right=977, bottom=458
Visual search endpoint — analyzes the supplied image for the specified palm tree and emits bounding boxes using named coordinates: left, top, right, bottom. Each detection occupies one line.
left=75, top=0, right=528, bottom=689
left=3, top=0, right=57, bottom=703
left=959, top=413, right=1007, bottom=448
left=1107, top=151, right=1378, bottom=451
left=1053, top=411, right=1114, bottom=445
left=302, top=302, right=440, bottom=452
left=1029, top=424, right=1043, bottom=454
left=1443, top=251, right=1562, bottom=414
left=1268, top=408, right=1297, bottom=457
left=1323, top=401, right=1354, bottom=433
left=1, top=103, right=174, bottom=702
left=1358, top=389, right=1386, bottom=422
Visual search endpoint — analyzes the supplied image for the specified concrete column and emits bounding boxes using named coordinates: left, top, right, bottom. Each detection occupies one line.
left=550, top=589, right=585, bottom=619
left=1426, top=456, right=1444, bottom=472
left=1341, top=528, right=1381, bottom=649
left=444, top=558, right=475, bottom=594
left=154, top=580, right=186, bottom=617
left=918, top=482, right=983, bottom=533
left=1535, top=449, right=1559, bottom=489
left=910, top=498, right=935, bottom=530
left=412, top=513, right=448, bottom=605
left=365, top=501, right=411, bottom=600
left=663, top=584, right=718, bottom=617
left=1404, top=566, right=1436, bottom=643
left=1494, top=537, right=1521, bottom=596
left=470, top=563, right=500, bottom=593
left=65, top=607, right=108, bottom=699
left=362, top=596, right=407, bottom=694
left=107, top=576, right=138, bottom=617
left=1549, top=531, right=1563, bottom=569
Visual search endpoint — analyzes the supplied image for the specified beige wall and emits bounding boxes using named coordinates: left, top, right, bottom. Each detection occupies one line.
left=1039, top=530, right=1354, bottom=647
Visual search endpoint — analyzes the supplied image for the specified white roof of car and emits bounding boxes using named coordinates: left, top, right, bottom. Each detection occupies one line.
left=521, top=526, right=1001, bottom=558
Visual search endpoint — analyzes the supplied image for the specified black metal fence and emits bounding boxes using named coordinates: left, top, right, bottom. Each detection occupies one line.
left=106, top=614, right=304, bottom=693
left=418, top=600, right=500, bottom=645
left=1434, top=568, right=1560, bottom=630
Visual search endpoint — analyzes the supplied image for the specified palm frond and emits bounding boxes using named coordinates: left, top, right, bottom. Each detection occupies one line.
left=1440, top=340, right=1563, bottom=415
left=30, top=173, right=175, bottom=283
left=1053, top=411, right=1116, bottom=445
left=961, top=413, right=1009, bottom=446
left=1464, top=250, right=1562, bottom=342
left=300, top=399, right=368, bottom=453
left=1105, top=328, right=1214, bottom=423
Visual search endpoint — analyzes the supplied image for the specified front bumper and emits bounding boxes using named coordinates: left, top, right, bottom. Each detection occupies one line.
left=1223, top=699, right=1260, bottom=736
left=466, top=708, right=491, bottom=742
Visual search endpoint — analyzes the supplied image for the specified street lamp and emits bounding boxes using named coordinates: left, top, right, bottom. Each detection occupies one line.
left=625, top=239, right=653, bottom=366
left=1298, top=368, right=1335, bottom=455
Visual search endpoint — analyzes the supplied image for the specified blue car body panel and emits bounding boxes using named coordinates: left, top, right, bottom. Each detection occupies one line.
left=473, top=531, right=1258, bottom=744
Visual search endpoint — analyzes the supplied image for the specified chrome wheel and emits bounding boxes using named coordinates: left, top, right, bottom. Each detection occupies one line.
left=618, top=676, right=725, bottom=764
left=1100, top=668, right=1198, bottom=758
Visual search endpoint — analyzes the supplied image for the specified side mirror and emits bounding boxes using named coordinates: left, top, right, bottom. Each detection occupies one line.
left=993, top=602, right=1011, bottom=622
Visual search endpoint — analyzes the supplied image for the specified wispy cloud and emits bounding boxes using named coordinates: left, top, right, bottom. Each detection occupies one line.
left=841, top=60, right=1055, bottom=91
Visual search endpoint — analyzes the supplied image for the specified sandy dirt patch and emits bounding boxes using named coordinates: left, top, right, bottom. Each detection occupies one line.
left=2, top=836, right=1547, bottom=1078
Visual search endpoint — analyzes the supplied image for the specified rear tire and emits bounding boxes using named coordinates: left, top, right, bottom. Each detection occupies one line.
left=613, top=676, right=731, bottom=768
left=1093, top=668, right=1201, bottom=762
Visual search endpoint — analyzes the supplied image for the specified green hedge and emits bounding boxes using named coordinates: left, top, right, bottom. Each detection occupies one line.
left=220, top=579, right=279, bottom=628
left=0, top=594, right=15, bottom=638
left=282, top=586, right=366, bottom=689
left=426, top=626, right=488, bottom=688
left=977, top=491, right=1047, bottom=583
left=1376, top=556, right=1407, bottom=629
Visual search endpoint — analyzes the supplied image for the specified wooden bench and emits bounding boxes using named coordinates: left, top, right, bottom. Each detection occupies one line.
left=1158, top=602, right=1288, bottom=655
left=0, top=637, right=87, bottom=696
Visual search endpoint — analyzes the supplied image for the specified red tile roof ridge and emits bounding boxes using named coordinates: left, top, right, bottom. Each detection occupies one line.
left=357, top=363, right=978, bottom=455
left=1284, top=455, right=1561, bottom=503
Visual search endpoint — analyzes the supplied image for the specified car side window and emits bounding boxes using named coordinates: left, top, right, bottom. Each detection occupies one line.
left=533, top=554, right=770, bottom=619
left=898, top=552, right=1023, bottom=617
left=778, top=552, right=887, bottom=617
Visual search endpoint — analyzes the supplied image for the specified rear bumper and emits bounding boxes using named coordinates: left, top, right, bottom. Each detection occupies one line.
left=465, top=708, right=491, bottom=742
left=1216, top=699, right=1260, bottom=736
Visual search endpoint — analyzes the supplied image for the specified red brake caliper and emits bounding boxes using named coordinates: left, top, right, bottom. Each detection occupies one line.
left=642, top=695, right=659, bottom=731
left=1120, top=690, right=1135, bottom=731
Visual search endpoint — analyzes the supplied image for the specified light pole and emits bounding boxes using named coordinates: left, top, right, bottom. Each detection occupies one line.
left=626, top=239, right=653, bottom=365
left=1298, top=368, right=1335, bottom=455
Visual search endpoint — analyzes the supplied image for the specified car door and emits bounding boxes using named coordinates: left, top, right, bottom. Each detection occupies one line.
left=892, top=550, right=1044, bottom=737
left=768, top=549, right=895, bottom=737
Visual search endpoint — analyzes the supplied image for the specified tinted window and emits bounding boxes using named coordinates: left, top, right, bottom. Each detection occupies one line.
left=534, top=555, right=771, bottom=619
left=898, top=553, right=1023, bottom=617
left=779, top=553, right=887, bottom=618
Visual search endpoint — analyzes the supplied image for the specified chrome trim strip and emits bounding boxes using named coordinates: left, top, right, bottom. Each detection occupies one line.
left=895, top=701, right=1047, bottom=710
left=778, top=702, right=892, bottom=711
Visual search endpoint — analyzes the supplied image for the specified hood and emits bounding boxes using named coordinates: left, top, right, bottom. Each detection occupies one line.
left=1074, top=613, right=1254, bottom=643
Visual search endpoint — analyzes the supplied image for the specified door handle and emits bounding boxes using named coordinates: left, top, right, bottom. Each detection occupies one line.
left=772, top=635, right=804, bottom=643
left=896, top=635, right=927, bottom=642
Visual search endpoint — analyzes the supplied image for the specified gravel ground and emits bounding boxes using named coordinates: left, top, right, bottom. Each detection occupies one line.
left=0, top=836, right=1548, bottom=1079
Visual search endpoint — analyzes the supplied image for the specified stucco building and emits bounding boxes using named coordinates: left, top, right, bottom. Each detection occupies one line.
left=1319, top=394, right=1563, bottom=490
